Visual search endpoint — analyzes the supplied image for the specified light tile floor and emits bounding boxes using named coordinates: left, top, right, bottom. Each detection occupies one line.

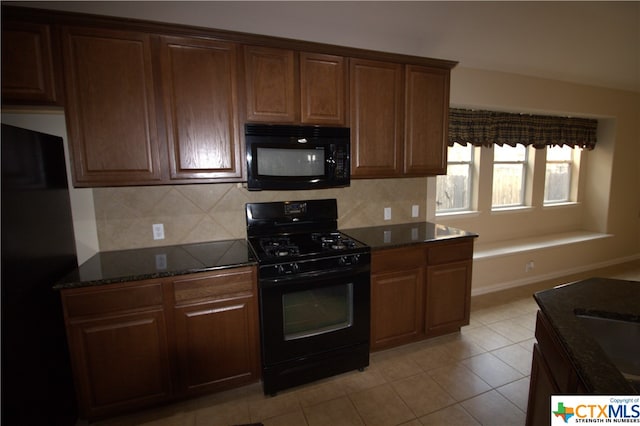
left=95, top=260, right=640, bottom=426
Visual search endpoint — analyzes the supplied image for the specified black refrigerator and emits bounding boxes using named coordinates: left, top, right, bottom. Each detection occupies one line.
left=1, top=123, right=78, bottom=425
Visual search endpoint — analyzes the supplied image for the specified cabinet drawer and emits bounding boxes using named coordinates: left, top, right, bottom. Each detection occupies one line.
left=62, top=282, right=163, bottom=318
left=173, top=267, right=255, bottom=304
left=372, top=246, right=426, bottom=274
left=427, top=240, right=474, bottom=265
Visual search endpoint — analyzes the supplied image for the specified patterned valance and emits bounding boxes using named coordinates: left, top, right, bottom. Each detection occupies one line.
left=449, top=108, right=598, bottom=150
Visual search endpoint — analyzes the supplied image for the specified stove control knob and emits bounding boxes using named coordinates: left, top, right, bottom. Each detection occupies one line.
left=276, top=263, right=299, bottom=274
left=339, top=255, right=360, bottom=266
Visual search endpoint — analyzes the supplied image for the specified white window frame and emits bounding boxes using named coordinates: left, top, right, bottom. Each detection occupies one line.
left=492, top=144, right=529, bottom=209
left=544, top=145, right=576, bottom=205
left=436, top=143, right=474, bottom=213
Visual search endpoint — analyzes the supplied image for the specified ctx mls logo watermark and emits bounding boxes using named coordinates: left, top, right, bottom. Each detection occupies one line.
left=551, top=396, right=640, bottom=425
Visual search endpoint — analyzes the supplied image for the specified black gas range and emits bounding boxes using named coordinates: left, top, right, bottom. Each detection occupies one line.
left=246, top=199, right=371, bottom=395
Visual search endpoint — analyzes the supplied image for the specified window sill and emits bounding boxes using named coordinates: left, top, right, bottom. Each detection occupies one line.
left=542, top=201, right=581, bottom=209
left=490, top=206, right=535, bottom=214
left=435, top=210, right=481, bottom=220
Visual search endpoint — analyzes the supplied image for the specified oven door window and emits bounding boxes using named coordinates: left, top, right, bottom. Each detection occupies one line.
left=282, top=283, right=353, bottom=340
left=257, top=147, right=325, bottom=177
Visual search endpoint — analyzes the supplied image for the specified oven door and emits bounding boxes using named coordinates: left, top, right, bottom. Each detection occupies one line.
left=259, top=263, right=370, bottom=366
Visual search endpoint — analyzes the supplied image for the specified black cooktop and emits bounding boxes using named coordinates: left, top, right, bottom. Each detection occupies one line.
left=249, top=231, right=367, bottom=263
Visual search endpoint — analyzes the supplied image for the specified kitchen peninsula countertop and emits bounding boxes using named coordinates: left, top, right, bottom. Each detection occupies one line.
left=343, top=221, right=478, bottom=250
left=534, top=278, right=640, bottom=394
left=55, top=239, right=256, bottom=290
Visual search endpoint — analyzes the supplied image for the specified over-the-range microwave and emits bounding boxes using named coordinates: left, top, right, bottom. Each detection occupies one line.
left=245, top=123, right=350, bottom=191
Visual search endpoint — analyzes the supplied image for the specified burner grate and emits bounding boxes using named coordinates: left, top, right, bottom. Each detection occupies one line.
left=311, top=232, right=357, bottom=251
left=259, top=237, right=300, bottom=258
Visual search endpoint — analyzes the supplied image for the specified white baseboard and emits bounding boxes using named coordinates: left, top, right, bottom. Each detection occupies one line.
left=470, top=253, right=640, bottom=296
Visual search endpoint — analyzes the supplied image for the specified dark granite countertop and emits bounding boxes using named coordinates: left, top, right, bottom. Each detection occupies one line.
left=343, top=221, right=478, bottom=250
left=534, top=278, right=640, bottom=394
left=55, top=239, right=257, bottom=290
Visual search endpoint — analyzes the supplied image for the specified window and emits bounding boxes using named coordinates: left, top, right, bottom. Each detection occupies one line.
left=436, top=143, right=473, bottom=212
left=492, top=144, right=528, bottom=208
left=544, top=145, right=574, bottom=204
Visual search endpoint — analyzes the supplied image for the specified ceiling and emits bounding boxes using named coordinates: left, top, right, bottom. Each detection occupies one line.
left=10, top=1, right=640, bottom=93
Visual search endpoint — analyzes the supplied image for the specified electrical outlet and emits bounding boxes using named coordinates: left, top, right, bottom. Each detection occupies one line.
left=525, top=260, right=535, bottom=273
left=152, top=223, right=165, bottom=240
left=411, top=205, right=419, bottom=218
left=384, top=207, right=392, bottom=221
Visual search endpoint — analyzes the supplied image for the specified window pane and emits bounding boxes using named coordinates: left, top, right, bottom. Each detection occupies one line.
left=447, top=143, right=472, bottom=162
left=494, top=144, right=526, bottom=162
left=547, top=145, right=572, bottom=161
left=545, top=163, right=570, bottom=203
left=492, top=163, right=524, bottom=206
left=436, top=164, right=470, bottom=211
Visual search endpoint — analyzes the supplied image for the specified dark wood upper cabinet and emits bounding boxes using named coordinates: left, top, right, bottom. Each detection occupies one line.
left=1, top=20, right=60, bottom=105
left=300, top=52, right=347, bottom=125
left=404, top=65, right=450, bottom=175
left=61, top=26, right=164, bottom=186
left=349, top=58, right=404, bottom=178
left=350, top=60, right=452, bottom=179
left=244, top=47, right=347, bottom=125
left=159, top=36, right=242, bottom=181
left=3, top=5, right=456, bottom=186
left=244, top=45, right=297, bottom=123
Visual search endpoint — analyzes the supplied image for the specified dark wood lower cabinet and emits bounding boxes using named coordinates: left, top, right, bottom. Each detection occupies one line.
left=371, top=261, right=425, bottom=350
left=526, top=343, right=559, bottom=426
left=60, top=266, right=259, bottom=422
left=67, top=310, right=171, bottom=418
left=525, top=311, right=586, bottom=426
left=171, top=268, right=260, bottom=395
left=425, top=259, right=472, bottom=336
left=370, top=239, right=474, bottom=351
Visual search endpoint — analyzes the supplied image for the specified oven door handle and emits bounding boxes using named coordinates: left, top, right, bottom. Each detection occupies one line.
left=259, top=265, right=370, bottom=287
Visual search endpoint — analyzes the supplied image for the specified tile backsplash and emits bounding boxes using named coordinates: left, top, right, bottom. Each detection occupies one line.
left=93, top=178, right=428, bottom=251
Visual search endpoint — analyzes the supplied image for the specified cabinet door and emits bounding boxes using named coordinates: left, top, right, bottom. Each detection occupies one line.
left=173, top=297, right=260, bottom=395
left=61, top=26, right=163, bottom=186
left=300, top=52, right=346, bottom=125
left=526, top=344, right=559, bottom=426
left=371, top=268, right=425, bottom=350
left=425, top=260, right=472, bottom=336
left=62, top=281, right=170, bottom=420
left=1, top=21, right=59, bottom=105
left=159, top=36, right=242, bottom=181
left=171, top=268, right=260, bottom=395
left=404, top=65, right=450, bottom=175
left=349, top=58, right=404, bottom=177
left=244, top=45, right=297, bottom=123
left=67, top=310, right=171, bottom=419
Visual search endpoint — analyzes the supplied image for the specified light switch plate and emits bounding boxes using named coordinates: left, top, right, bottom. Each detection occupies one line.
left=412, top=205, right=419, bottom=218
left=384, top=207, right=391, bottom=220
